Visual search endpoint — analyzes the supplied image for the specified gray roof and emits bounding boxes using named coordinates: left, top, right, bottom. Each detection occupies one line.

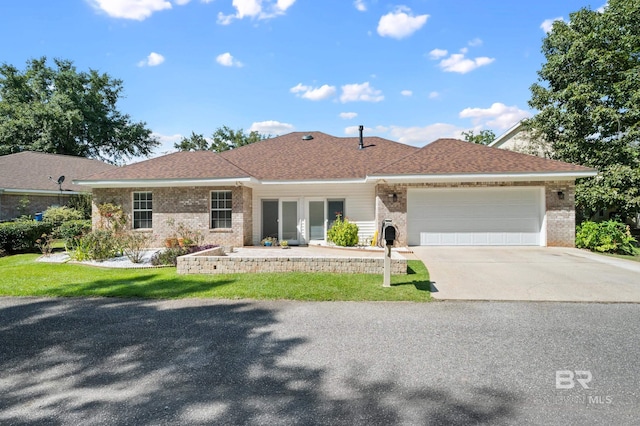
left=0, top=151, right=117, bottom=192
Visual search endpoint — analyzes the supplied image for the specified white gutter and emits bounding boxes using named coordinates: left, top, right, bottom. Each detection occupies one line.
left=72, top=176, right=259, bottom=188
left=259, top=178, right=367, bottom=185
left=1, top=188, right=86, bottom=195
left=366, top=170, right=597, bottom=183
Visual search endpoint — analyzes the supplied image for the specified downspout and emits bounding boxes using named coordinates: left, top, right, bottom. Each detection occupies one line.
left=0, top=189, right=4, bottom=221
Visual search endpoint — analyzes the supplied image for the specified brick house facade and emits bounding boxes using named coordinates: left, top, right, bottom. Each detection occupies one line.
left=77, top=132, right=595, bottom=248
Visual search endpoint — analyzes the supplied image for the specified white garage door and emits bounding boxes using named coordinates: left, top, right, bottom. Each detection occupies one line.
left=407, top=187, right=544, bottom=246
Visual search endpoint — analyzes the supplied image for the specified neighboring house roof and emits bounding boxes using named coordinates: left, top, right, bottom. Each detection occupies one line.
left=0, top=151, right=117, bottom=194
left=74, top=132, right=597, bottom=188
left=488, top=121, right=525, bottom=149
left=80, top=150, right=251, bottom=182
left=372, top=138, right=594, bottom=180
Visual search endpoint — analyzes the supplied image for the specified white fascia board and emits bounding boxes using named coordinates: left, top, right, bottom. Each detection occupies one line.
left=2, top=188, right=85, bottom=195
left=259, top=178, right=367, bottom=185
left=73, top=177, right=258, bottom=188
left=366, top=171, right=597, bottom=183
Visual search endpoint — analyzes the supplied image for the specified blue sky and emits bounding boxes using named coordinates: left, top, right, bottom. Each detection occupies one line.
left=2, top=0, right=603, bottom=157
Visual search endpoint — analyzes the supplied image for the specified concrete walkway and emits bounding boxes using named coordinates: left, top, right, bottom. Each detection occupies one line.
left=409, top=246, right=640, bottom=302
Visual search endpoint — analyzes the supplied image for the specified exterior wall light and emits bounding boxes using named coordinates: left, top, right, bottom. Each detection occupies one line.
left=557, top=191, right=565, bottom=200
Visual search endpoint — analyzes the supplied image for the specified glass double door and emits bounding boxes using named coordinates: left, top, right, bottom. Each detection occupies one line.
left=262, top=200, right=299, bottom=244
left=262, top=199, right=344, bottom=244
left=309, top=199, right=345, bottom=242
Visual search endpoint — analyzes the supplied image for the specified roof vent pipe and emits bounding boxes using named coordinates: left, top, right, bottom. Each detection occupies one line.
left=358, top=125, right=364, bottom=150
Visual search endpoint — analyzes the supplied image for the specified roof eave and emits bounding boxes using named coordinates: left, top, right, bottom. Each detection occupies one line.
left=73, top=176, right=258, bottom=188
left=0, top=188, right=88, bottom=195
left=366, top=170, right=598, bottom=183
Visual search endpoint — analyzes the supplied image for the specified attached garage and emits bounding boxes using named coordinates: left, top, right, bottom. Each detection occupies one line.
left=407, top=187, right=545, bottom=246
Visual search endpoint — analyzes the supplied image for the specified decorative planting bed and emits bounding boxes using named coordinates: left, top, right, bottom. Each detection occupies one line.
left=177, top=246, right=407, bottom=275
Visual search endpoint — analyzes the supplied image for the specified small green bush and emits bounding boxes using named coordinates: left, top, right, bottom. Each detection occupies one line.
left=0, top=221, right=54, bottom=253
left=327, top=217, right=359, bottom=247
left=576, top=220, right=638, bottom=255
left=69, top=229, right=120, bottom=261
left=57, top=219, right=92, bottom=250
left=151, top=247, right=188, bottom=266
left=43, top=206, right=84, bottom=228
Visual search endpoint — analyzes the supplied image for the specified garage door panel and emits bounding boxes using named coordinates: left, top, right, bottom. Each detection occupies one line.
left=408, top=188, right=543, bottom=246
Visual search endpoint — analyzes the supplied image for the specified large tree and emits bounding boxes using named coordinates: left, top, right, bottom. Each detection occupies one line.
left=461, top=129, right=495, bottom=145
left=525, top=0, right=640, bottom=220
left=0, top=57, right=158, bottom=164
left=174, top=126, right=268, bottom=152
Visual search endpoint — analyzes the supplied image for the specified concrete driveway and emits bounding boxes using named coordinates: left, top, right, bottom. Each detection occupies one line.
left=410, top=246, right=640, bottom=302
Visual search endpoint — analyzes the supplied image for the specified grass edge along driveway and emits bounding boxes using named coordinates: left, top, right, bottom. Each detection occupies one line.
left=0, top=254, right=431, bottom=302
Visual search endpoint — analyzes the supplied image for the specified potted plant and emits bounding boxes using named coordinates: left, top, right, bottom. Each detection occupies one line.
left=261, top=237, right=277, bottom=246
left=280, top=240, right=289, bottom=249
left=165, top=218, right=179, bottom=248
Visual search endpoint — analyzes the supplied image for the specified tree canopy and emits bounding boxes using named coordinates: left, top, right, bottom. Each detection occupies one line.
left=0, top=57, right=158, bottom=164
left=174, top=126, right=268, bottom=152
left=525, top=0, right=640, bottom=220
left=461, top=129, right=495, bottom=145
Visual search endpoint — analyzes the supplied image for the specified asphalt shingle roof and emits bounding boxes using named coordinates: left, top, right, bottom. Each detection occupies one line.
left=0, top=151, right=117, bottom=192
left=79, top=150, right=249, bottom=181
left=73, top=133, right=595, bottom=184
left=372, top=138, right=595, bottom=175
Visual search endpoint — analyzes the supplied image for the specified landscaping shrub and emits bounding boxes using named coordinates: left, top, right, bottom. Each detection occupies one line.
left=57, top=219, right=92, bottom=250
left=576, top=220, right=638, bottom=255
left=151, top=244, right=218, bottom=266
left=69, top=229, right=121, bottom=261
left=0, top=221, right=54, bottom=254
left=120, top=232, right=154, bottom=263
left=42, top=206, right=84, bottom=228
left=327, top=216, right=359, bottom=247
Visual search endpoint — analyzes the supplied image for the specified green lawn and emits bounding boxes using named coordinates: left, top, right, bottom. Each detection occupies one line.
left=0, top=254, right=431, bottom=301
left=602, top=252, right=640, bottom=262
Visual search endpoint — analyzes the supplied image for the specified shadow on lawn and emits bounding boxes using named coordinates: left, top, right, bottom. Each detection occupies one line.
left=58, top=273, right=237, bottom=299
left=0, top=298, right=521, bottom=425
left=393, top=263, right=431, bottom=292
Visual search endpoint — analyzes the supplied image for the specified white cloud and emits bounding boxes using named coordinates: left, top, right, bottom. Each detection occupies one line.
left=216, top=52, right=243, bottom=67
left=339, top=112, right=358, bottom=120
left=428, top=91, right=439, bottom=99
left=540, top=17, right=564, bottom=33
left=250, top=120, right=294, bottom=135
left=217, top=0, right=297, bottom=24
left=459, top=102, right=530, bottom=129
left=354, top=0, right=366, bottom=12
left=137, top=52, right=165, bottom=67
left=174, top=0, right=191, bottom=4
left=433, top=48, right=495, bottom=74
left=400, top=90, right=412, bottom=97
left=468, top=38, right=483, bottom=47
left=290, top=83, right=336, bottom=101
left=89, top=0, right=174, bottom=20
left=428, top=48, right=448, bottom=59
left=377, top=6, right=428, bottom=39
left=340, top=82, right=384, bottom=103
left=388, top=124, right=462, bottom=146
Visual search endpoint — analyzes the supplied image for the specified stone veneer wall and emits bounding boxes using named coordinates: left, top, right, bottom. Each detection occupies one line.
left=177, top=250, right=407, bottom=275
left=375, top=180, right=576, bottom=247
left=91, top=186, right=252, bottom=247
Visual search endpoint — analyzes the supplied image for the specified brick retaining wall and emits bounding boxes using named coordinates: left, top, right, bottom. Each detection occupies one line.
left=177, top=248, right=407, bottom=275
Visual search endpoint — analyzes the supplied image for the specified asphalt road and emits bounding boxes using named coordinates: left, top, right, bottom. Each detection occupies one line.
left=1, top=297, right=638, bottom=425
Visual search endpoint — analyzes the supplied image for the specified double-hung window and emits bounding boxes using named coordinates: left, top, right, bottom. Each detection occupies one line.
left=133, top=192, right=152, bottom=229
left=211, top=191, right=232, bottom=229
